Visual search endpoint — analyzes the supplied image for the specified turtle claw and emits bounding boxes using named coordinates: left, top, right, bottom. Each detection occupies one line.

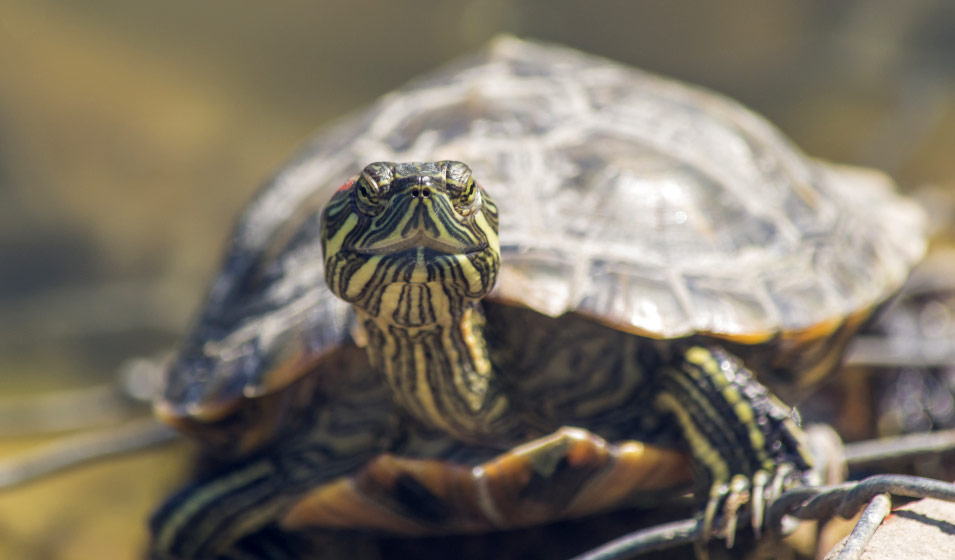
left=701, top=481, right=728, bottom=541
left=770, top=462, right=794, bottom=500
left=699, top=464, right=803, bottom=551
left=750, top=470, right=770, bottom=536
left=720, top=475, right=751, bottom=548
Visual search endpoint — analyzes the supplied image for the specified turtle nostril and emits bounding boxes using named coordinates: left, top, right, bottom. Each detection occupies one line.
left=421, top=187, right=431, bottom=198
left=411, top=187, right=420, bottom=198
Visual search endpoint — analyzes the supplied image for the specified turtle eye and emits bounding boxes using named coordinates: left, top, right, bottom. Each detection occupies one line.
left=440, top=161, right=478, bottom=211
left=458, top=177, right=477, bottom=206
left=353, top=175, right=381, bottom=215
left=354, top=162, right=394, bottom=216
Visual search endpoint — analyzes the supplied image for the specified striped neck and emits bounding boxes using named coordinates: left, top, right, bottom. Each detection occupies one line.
left=355, top=282, right=508, bottom=443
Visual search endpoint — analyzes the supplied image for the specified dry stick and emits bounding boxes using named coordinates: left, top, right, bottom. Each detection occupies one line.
left=0, top=418, right=178, bottom=490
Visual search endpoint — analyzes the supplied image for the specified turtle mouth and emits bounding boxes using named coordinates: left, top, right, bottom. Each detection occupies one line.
left=352, top=231, right=487, bottom=256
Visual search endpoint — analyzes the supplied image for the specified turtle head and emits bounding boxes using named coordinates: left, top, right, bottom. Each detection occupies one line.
left=321, top=161, right=500, bottom=324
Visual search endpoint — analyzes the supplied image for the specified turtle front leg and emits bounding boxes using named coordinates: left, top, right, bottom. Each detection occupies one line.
left=656, top=345, right=815, bottom=547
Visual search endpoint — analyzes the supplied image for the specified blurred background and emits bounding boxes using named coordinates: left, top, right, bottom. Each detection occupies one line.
left=0, top=1, right=953, bottom=558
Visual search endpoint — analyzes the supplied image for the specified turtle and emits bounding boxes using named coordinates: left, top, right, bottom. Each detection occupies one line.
left=149, top=37, right=925, bottom=559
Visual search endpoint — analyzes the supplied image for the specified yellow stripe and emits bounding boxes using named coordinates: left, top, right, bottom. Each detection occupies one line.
left=154, top=460, right=273, bottom=553
left=413, top=340, right=445, bottom=429
left=345, top=257, right=382, bottom=300
left=656, top=392, right=729, bottom=483
left=685, top=346, right=726, bottom=387
left=322, top=212, right=356, bottom=257
left=668, top=368, right=739, bottom=474
left=686, top=346, right=772, bottom=468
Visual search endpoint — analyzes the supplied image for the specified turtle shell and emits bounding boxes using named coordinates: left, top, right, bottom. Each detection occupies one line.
left=158, top=36, right=925, bottom=439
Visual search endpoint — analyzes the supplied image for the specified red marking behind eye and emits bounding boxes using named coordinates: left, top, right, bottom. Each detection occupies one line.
left=336, top=178, right=357, bottom=193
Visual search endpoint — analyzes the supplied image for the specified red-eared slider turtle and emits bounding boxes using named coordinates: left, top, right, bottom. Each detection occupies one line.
left=150, top=37, right=925, bottom=558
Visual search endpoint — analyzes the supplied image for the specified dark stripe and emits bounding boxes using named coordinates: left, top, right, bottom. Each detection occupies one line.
left=152, top=439, right=375, bottom=558
left=661, top=357, right=746, bottom=474
left=691, top=355, right=755, bottom=469
left=151, top=458, right=278, bottom=558
left=664, top=366, right=737, bottom=467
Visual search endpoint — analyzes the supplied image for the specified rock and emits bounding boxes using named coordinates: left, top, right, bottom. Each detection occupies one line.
left=826, top=496, right=955, bottom=560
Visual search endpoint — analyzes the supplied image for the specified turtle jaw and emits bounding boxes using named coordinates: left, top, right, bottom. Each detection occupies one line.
left=353, top=230, right=488, bottom=257
left=325, top=247, right=499, bottom=325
